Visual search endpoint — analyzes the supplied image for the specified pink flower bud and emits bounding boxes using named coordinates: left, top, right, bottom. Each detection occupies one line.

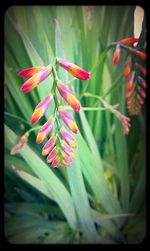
left=58, top=106, right=79, bottom=134
left=36, top=117, right=55, bottom=144
left=30, top=94, right=53, bottom=125
left=57, top=58, right=90, bottom=80
left=57, top=81, right=80, bottom=112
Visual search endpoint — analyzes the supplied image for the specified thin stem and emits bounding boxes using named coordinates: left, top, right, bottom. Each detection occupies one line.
left=51, top=66, right=62, bottom=131
left=27, top=125, right=41, bottom=134
left=82, top=92, right=120, bottom=114
left=52, top=65, right=59, bottom=81
left=81, top=107, right=107, bottom=111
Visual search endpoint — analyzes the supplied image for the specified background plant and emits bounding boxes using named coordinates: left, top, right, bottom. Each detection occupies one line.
left=4, top=6, right=146, bottom=244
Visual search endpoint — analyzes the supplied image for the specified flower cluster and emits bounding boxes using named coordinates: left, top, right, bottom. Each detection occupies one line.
left=18, top=58, right=90, bottom=168
left=112, top=37, right=146, bottom=115
left=124, top=57, right=146, bottom=115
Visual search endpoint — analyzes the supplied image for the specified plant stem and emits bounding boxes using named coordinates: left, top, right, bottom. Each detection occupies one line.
left=27, top=125, right=41, bottom=134
left=81, top=107, right=107, bottom=111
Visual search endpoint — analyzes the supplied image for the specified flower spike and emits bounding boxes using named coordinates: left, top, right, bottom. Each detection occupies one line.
left=30, top=94, right=53, bottom=125
left=56, top=58, right=91, bottom=80
left=56, top=80, right=80, bottom=112
left=18, top=55, right=93, bottom=167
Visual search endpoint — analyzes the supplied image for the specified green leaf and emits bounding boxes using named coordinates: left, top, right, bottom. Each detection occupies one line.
left=67, top=156, right=100, bottom=243
left=5, top=124, right=78, bottom=231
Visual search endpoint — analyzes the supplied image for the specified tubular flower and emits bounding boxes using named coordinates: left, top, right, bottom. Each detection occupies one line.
left=128, top=48, right=146, bottom=61
left=136, top=63, right=146, bottom=76
left=60, top=127, right=77, bottom=148
left=11, top=132, right=29, bottom=155
left=30, top=94, right=53, bottom=125
left=56, top=57, right=91, bottom=80
left=137, top=94, right=144, bottom=105
left=126, top=72, right=135, bottom=91
left=123, top=56, right=132, bottom=80
left=118, top=114, right=131, bottom=135
left=42, top=134, right=57, bottom=156
left=51, top=156, right=62, bottom=168
left=19, top=64, right=52, bottom=93
left=56, top=80, right=80, bottom=112
left=47, top=146, right=58, bottom=163
left=138, top=76, right=146, bottom=89
left=138, top=86, right=146, bottom=98
left=118, top=37, right=138, bottom=45
left=18, top=66, right=44, bottom=78
left=111, top=36, right=146, bottom=116
left=62, top=152, right=73, bottom=167
left=36, top=117, right=55, bottom=144
left=19, top=133, right=29, bottom=144
left=58, top=106, right=79, bottom=134
left=62, top=151, right=73, bottom=165
left=112, top=44, right=121, bottom=64
left=61, top=140, right=75, bottom=158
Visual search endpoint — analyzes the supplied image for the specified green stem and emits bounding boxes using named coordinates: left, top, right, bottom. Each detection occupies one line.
left=81, top=107, right=107, bottom=111
left=51, top=65, right=62, bottom=130
left=27, top=125, right=41, bottom=134
left=82, top=92, right=119, bottom=114
left=52, top=65, right=59, bottom=81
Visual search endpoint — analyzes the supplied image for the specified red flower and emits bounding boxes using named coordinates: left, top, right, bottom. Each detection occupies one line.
left=56, top=58, right=91, bottom=80
left=56, top=81, right=80, bottom=112
left=30, top=94, right=53, bottom=125
left=19, top=64, right=52, bottom=93
left=112, top=44, right=121, bottom=64
left=58, top=106, right=79, bottom=134
left=36, top=117, right=55, bottom=144
left=118, top=37, right=138, bottom=45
